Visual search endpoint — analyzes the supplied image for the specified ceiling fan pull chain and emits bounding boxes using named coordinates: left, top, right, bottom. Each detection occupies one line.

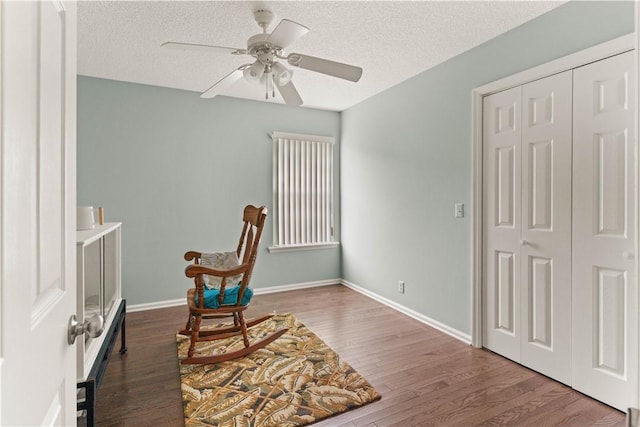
left=264, top=66, right=274, bottom=99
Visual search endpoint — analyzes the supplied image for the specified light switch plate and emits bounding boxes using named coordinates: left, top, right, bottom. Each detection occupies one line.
left=455, top=203, right=464, bottom=218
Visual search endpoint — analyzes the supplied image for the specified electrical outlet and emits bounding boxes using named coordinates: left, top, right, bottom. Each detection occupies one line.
left=455, top=203, right=464, bottom=218
left=398, top=280, right=405, bottom=294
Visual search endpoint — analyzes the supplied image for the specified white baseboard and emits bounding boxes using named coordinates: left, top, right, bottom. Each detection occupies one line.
left=126, top=279, right=341, bottom=312
left=341, top=279, right=472, bottom=345
left=126, top=279, right=472, bottom=345
left=252, top=279, right=341, bottom=295
left=126, top=297, right=185, bottom=312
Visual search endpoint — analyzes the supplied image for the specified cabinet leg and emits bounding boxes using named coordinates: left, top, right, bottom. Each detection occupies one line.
left=86, top=379, right=96, bottom=427
left=119, top=303, right=127, bottom=354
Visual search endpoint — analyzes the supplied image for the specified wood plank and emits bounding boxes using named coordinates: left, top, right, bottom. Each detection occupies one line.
left=95, top=285, right=626, bottom=426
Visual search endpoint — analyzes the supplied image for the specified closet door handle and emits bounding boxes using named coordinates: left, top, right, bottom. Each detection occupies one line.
left=520, top=240, right=528, bottom=246
left=623, top=251, right=634, bottom=260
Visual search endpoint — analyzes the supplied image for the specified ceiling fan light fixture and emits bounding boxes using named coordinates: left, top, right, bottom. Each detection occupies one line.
left=243, top=60, right=265, bottom=83
left=272, top=62, right=293, bottom=87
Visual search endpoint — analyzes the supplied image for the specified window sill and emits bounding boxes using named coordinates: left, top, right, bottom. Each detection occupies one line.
left=267, top=242, right=340, bottom=253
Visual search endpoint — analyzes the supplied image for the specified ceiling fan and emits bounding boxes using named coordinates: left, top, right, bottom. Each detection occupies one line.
left=161, top=9, right=363, bottom=106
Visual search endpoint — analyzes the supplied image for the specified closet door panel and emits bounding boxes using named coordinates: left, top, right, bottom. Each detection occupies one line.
left=572, top=50, right=637, bottom=411
left=483, top=86, right=522, bottom=361
left=520, top=70, right=573, bottom=385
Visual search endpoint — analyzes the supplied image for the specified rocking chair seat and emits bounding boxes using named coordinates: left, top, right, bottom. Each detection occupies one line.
left=193, top=285, right=253, bottom=309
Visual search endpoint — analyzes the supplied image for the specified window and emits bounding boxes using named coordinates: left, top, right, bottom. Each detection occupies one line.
left=269, top=131, right=338, bottom=252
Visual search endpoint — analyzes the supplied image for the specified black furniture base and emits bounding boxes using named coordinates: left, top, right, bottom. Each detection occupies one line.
left=77, top=299, right=127, bottom=427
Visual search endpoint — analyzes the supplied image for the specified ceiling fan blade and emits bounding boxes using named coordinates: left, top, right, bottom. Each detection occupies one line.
left=200, top=68, right=244, bottom=99
left=265, top=19, right=309, bottom=49
left=287, top=53, right=363, bottom=82
left=161, top=41, right=246, bottom=55
left=276, top=81, right=303, bottom=106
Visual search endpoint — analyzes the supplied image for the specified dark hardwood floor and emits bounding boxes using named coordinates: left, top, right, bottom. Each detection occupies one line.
left=95, top=285, right=625, bottom=426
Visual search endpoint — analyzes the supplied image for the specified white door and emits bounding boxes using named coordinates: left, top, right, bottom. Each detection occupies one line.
left=0, top=1, right=77, bottom=425
left=483, top=71, right=573, bottom=385
left=483, top=86, right=522, bottom=362
left=519, top=71, right=573, bottom=384
left=572, top=50, right=637, bottom=411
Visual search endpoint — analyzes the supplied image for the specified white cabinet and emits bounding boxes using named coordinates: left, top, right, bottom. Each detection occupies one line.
left=76, top=222, right=122, bottom=380
left=76, top=222, right=127, bottom=426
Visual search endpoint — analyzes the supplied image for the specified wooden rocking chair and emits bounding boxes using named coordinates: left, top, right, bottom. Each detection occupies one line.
left=179, top=205, right=287, bottom=365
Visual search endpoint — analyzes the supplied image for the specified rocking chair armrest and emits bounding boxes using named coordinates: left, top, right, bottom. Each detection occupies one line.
left=184, top=251, right=203, bottom=262
left=184, top=262, right=250, bottom=279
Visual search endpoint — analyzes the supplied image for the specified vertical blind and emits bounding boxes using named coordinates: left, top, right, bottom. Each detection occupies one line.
left=272, top=132, right=334, bottom=247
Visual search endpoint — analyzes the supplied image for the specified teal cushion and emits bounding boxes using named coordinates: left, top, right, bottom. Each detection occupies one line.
left=195, top=285, right=253, bottom=309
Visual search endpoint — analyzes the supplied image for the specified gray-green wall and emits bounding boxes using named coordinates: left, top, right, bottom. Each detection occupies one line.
left=77, top=79, right=341, bottom=305
left=78, top=1, right=634, bottom=331
left=340, top=0, right=634, bottom=335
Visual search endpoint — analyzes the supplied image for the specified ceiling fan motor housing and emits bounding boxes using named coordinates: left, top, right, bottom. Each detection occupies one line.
left=247, top=34, right=280, bottom=68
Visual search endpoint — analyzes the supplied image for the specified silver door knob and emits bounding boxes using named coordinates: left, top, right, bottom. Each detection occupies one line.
left=68, top=313, right=104, bottom=345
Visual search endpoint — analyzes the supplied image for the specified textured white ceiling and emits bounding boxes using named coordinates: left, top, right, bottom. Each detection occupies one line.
left=78, top=1, right=566, bottom=111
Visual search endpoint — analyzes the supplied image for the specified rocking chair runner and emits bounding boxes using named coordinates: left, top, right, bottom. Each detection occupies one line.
left=179, top=205, right=287, bottom=365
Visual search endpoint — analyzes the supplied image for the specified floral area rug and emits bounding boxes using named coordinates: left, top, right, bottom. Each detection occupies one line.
left=176, top=313, right=381, bottom=426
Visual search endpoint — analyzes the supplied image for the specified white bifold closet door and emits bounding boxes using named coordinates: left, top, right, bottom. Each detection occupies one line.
left=483, top=50, right=638, bottom=411
left=483, top=70, right=573, bottom=385
left=572, top=50, right=637, bottom=409
left=520, top=71, right=573, bottom=383
left=482, top=84, right=523, bottom=363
